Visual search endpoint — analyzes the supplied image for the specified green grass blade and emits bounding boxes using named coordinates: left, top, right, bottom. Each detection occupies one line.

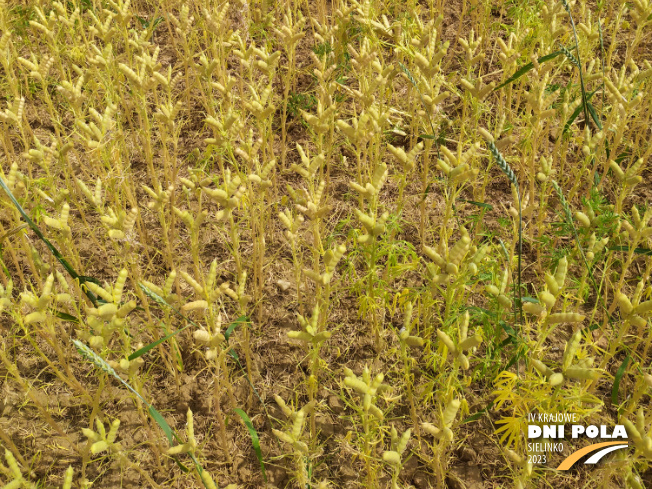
left=608, top=246, right=652, bottom=256
left=611, top=355, right=630, bottom=406
left=586, top=101, right=603, bottom=129
left=0, top=177, right=99, bottom=306
left=462, top=401, right=494, bottom=424
left=225, top=315, right=250, bottom=340
left=148, top=405, right=174, bottom=444
left=459, top=199, right=493, bottom=210
left=128, top=323, right=189, bottom=361
left=494, top=51, right=564, bottom=91
left=234, top=408, right=267, bottom=482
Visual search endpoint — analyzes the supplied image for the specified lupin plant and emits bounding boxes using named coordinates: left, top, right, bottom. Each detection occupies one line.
left=272, top=396, right=320, bottom=487
left=342, top=366, right=391, bottom=487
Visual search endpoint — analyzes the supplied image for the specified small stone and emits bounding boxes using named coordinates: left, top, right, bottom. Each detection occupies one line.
left=276, top=279, right=292, bottom=292
left=328, top=395, right=345, bottom=414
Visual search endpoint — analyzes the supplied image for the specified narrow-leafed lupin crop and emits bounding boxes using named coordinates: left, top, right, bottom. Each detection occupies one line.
left=1, top=0, right=651, bottom=487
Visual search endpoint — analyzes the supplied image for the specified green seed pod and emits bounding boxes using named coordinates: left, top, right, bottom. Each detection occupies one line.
left=91, top=440, right=109, bottom=454
left=497, top=294, right=512, bottom=308
left=443, top=398, right=461, bottom=427
left=273, top=429, right=294, bottom=445
left=442, top=427, right=454, bottom=441
left=181, top=300, right=208, bottom=312
left=448, top=162, right=469, bottom=181
left=547, top=312, right=585, bottom=324
left=288, top=331, right=313, bottom=342
left=631, top=315, right=647, bottom=329
left=421, top=422, right=441, bottom=437
left=623, top=419, right=642, bottom=444
left=423, top=246, right=446, bottom=267
left=445, top=262, right=459, bottom=275
left=544, top=272, right=559, bottom=295
left=531, top=359, right=553, bottom=377
left=575, top=212, right=591, bottom=228
left=397, top=429, right=412, bottom=454
left=539, top=291, right=556, bottom=310
left=449, top=236, right=471, bottom=265
left=201, top=470, right=219, bottom=489
left=368, top=404, right=384, bottom=421
left=382, top=451, right=402, bottom=466
left=609, top=160, right=625, bottom=180
left=506, top=449, right=524, bottom=464
left=193, top=329, right=210, bottom=344
left=644, top=374, right=652, bottom=388
left=25, top=311, right=47, bottom=324
left=563, top=330, right=582, bottom=370
left=460, top=311, right=470, bottom=340
left=634, top=300, right=652, bottom=316
left=554, top=257, right=568, bottom=289
left=313, top=331, right=332, bottom=342
left=344, top=377, right=369, bottom=395
left=458, top=334, right=482, bottom=352
left=459, top=353, right=470, bottom=370
left=549, top=373, right=565, bottom=386
left=62, top=466, right=74, bottom=489
left=436, top=330, right=456, bottom=353
left=564, top=367, right=598, bottom=380
left=523, top=302, right=545, bottom=316
left=636, top=408, right=646, bottom=435
left=405, top=335, right=425, bottom=347
left=292, top=411, right=305, bottom=438
left=293, top=440, right=310, bottom=455
left=485, top=285, right=500, bottom=296
left=617, top=293, right=634, bottom=315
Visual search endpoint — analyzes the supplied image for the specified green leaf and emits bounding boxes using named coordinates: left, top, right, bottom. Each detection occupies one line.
left=128, top=323, right=189, bottom=361
left=234, top=408, right=266, bottom=482
left=418, top=134, right=437, bottom=140
left=611, top=355, right=630, bottom=406
left=52, top=310, right=79, bottom=323
left=494, top=51, right=564, bottom=91
left=0, top=176, right=99, bottom=306
left=521, top=296, right=539, bottom=303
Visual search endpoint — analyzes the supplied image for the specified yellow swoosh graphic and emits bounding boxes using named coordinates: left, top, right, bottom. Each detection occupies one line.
left=556, top=441, right=628, bottom=471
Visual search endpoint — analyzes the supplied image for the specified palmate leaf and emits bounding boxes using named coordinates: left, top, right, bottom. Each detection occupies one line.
left=491, top=371, right=520, bottom=410
left=495, top=416, right=526, bottom=449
